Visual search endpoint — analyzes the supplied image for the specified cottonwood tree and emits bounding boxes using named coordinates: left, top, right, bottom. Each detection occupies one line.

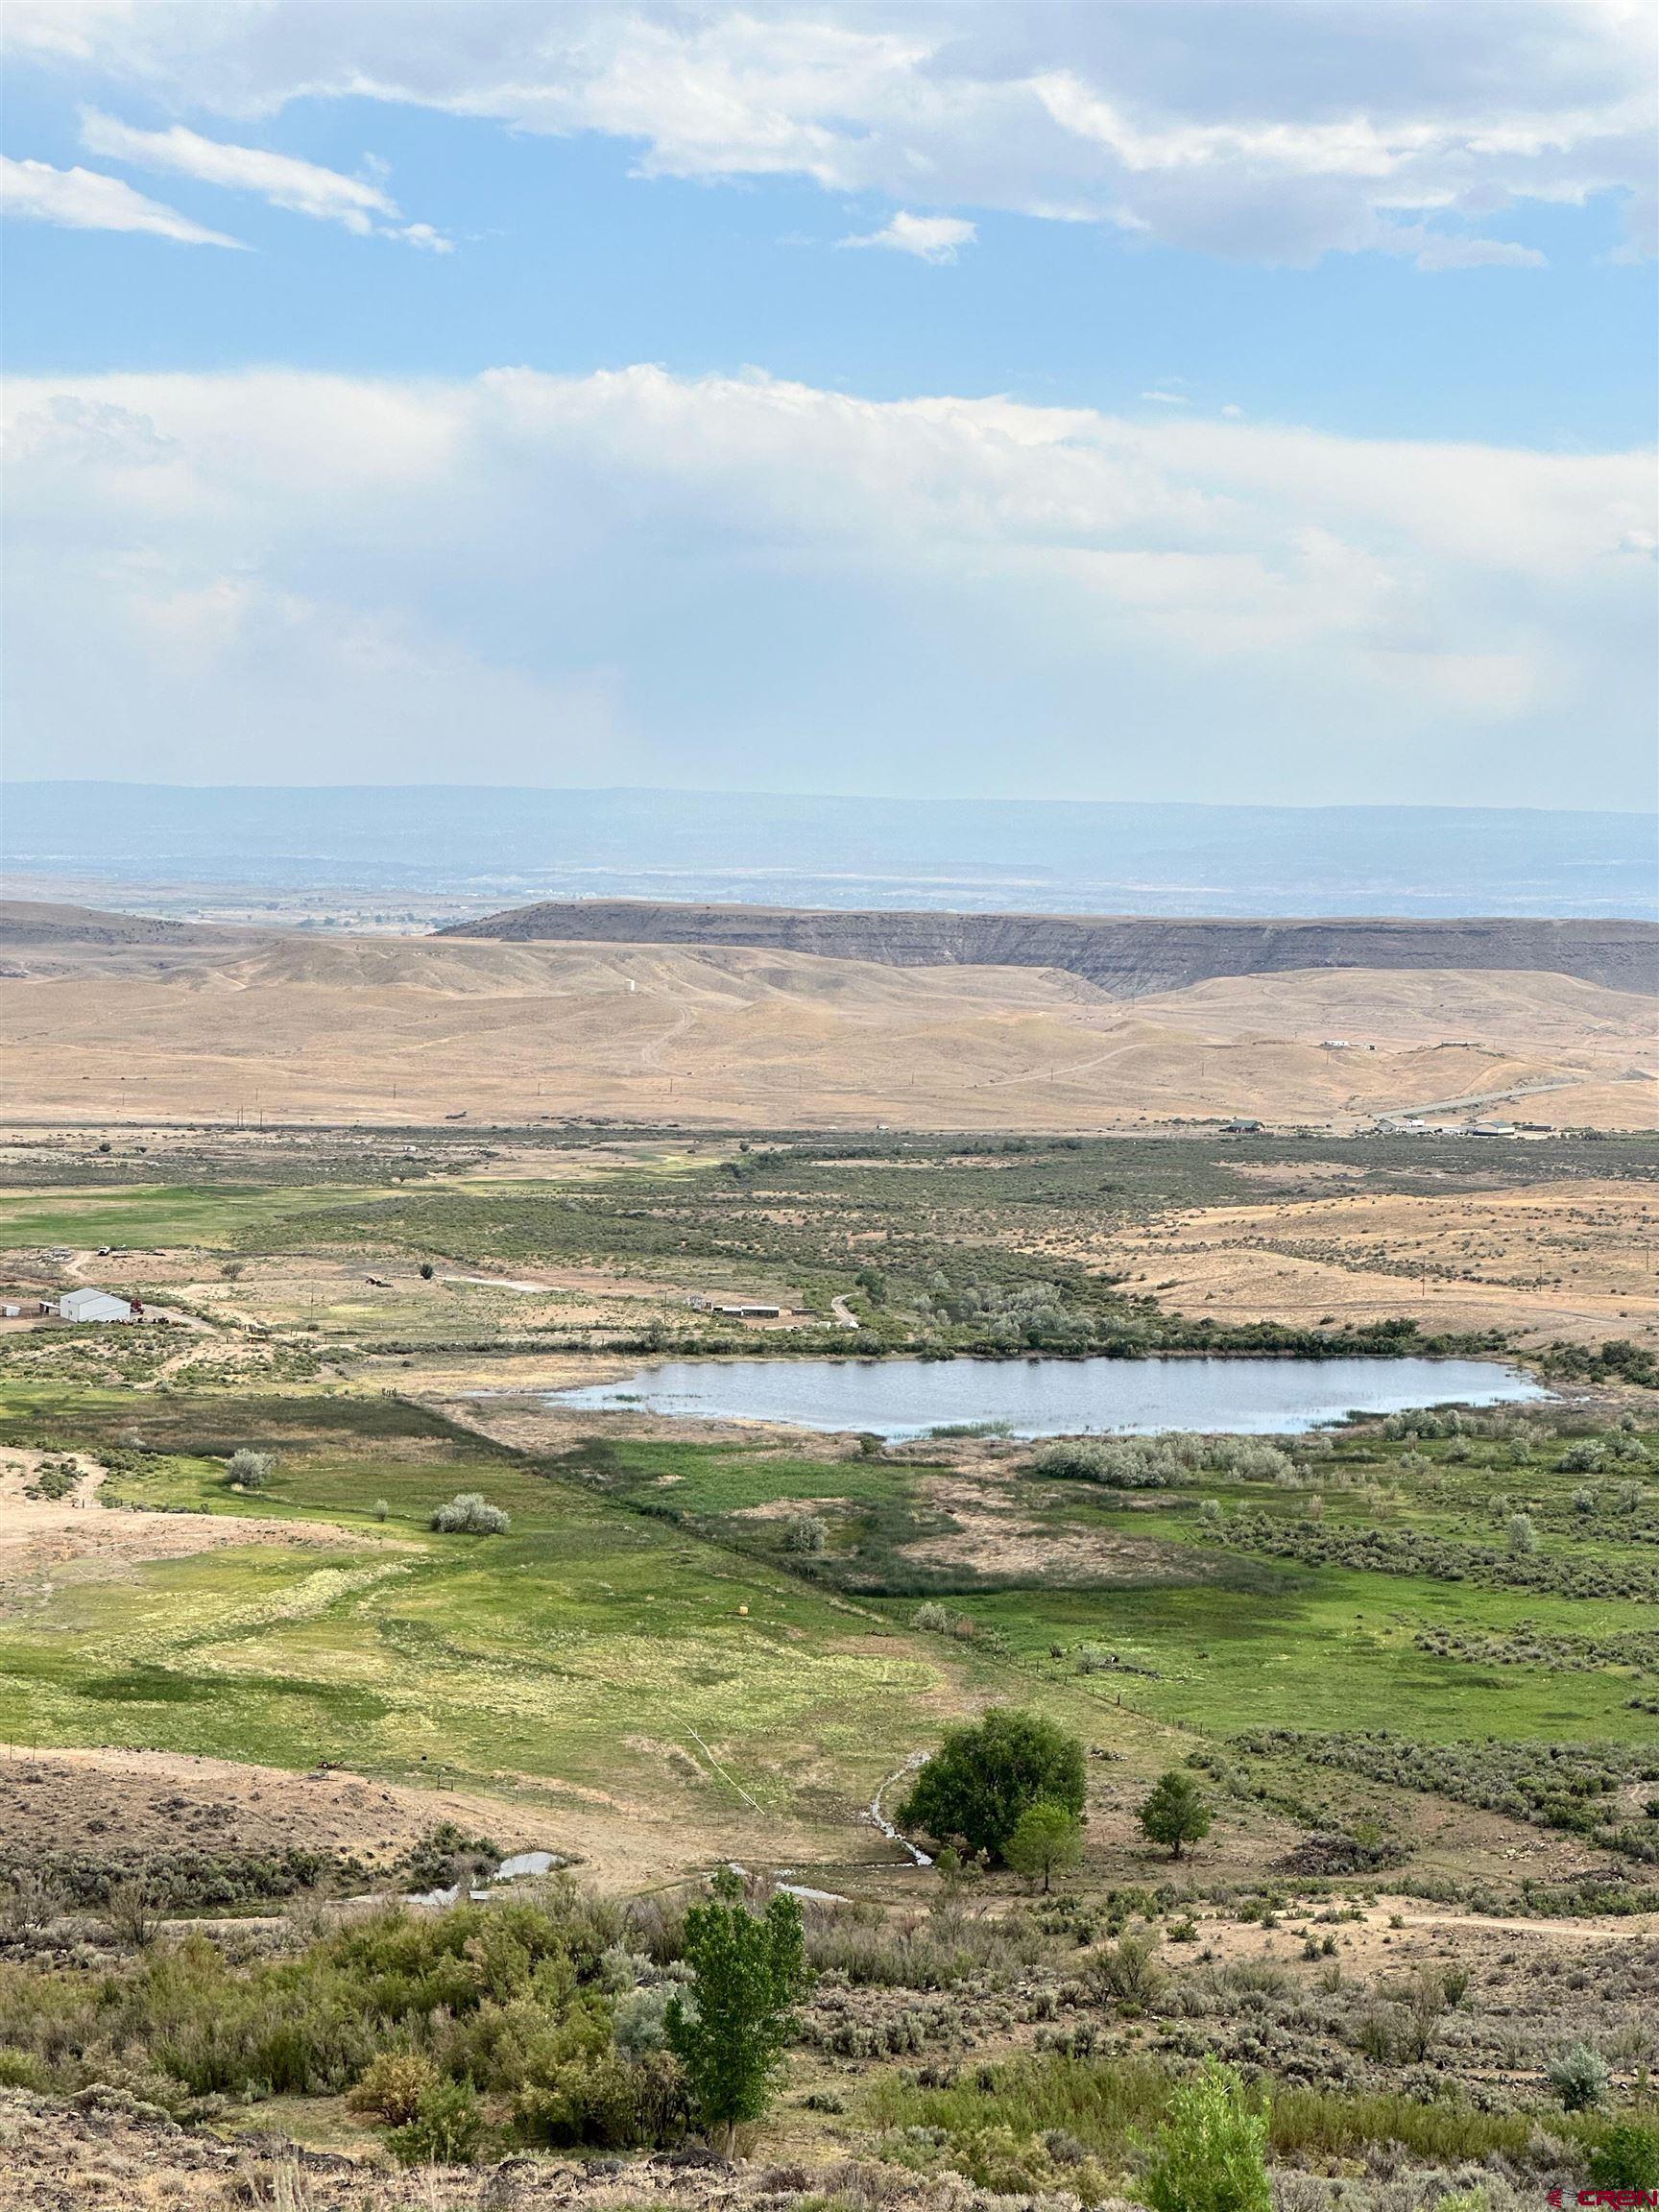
left=666, top=1872, right=807, bottom=2154
left=1003, top=1800, right=1084, bottom=1892
left=1138, top=1769, right=1212, bottom=1861
left=901, top=1708, right=1086, bottom=1863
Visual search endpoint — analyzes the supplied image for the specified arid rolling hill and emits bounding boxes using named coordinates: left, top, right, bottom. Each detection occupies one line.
left=0, top=900, right=1653, bottom=1130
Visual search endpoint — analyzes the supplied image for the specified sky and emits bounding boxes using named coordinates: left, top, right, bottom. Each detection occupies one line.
left=2, top=0, right=1656, bottom=809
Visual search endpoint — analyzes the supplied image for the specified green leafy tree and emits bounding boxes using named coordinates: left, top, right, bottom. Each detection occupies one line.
left=1142, top=2056, right=1271, bottom=2212
left=1139, top=1769, right=1212, bottom=1861
left=666, top=1873, right=807, bottom=2153
left=900, top=1708, right=1086, bottom=1863
left=1003, top=1800, right=1084, bottom=1892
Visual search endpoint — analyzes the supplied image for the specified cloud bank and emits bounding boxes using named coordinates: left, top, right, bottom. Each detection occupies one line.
left=9, top=0, right=1654, bottom=266
left=5, top=366, right=1651, bottom=802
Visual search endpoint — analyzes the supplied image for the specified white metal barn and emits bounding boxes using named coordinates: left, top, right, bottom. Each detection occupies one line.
left=57, top=1288, right=134, bottom=1324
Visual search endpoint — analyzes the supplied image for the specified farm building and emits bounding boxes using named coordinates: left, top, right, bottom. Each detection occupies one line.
left=684, top=1295, right=782, bottom=1319
left=57, top=1288, right=135, bottom=1324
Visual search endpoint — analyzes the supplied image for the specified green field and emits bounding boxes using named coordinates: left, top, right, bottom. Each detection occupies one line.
left=3, top=1380, right=1655, bottom=1877
left=947, top=1572, right=1656, bottom=1740
left=0, top=1401, right=963, bottom=1820
left=0, top=1182, right=387, bottom=1253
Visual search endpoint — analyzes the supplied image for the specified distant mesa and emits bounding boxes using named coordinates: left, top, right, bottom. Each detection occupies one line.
left=0, top=901, right=224, bottom=948
left=439, top=901, right=1659, bottom=998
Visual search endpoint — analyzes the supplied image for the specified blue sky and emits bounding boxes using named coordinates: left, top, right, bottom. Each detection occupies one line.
left=3, top=2, right=1655, bottom=807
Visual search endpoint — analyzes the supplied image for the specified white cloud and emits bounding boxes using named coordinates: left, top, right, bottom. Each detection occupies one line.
left=7, top=2, right=1652, bottom=265
left=2, top=365, right=1650, bottom=803
left=1406, top=230, right=1548, bottom=273
left=839, top=210, right=976, bottom=262
left=0, top=153, right=244, bottom=246
left=1141, top=390, right=1190, bottom=406
left=78, top=108, right=449, bottom=246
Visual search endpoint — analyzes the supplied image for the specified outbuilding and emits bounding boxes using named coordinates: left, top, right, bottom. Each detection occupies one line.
left=58, top=1288, right=135, bottom=1324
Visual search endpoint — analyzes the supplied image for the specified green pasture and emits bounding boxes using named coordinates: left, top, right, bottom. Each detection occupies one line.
left=577, top=1437, right=908, bottom=1513
left=944, top=1568, right=1659, bottom=1743
left=0, top=1408, right=951, bottom=1816
left=2, top=1363, right=1656, bottom=1844
left=0, top=1169, right=672, bottom=1262
left=0, top=1183, right=382, bottom=1253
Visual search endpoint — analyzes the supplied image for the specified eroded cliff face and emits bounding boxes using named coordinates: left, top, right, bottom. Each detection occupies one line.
left=441, top=902, right=1659, bottom=998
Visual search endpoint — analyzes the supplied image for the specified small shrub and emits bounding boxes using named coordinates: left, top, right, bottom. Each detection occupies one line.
left=1354, top=2013, right=1395, bottom=2062
left=1142, top=2056, right=1271, bottom=2212
left=0, top=2048, right=51, bottom=2092
left=430, top=1492, right=510, bottom=1535
left=224, top=1449, right=274, bottom=1491
left=0, top=1866, right=63, bottom=1936
left=782, top=1516, right=828, bottom=1555
left=1091, top=1926, right=1165, bottom=2010
left=1559, top=1441, right=1607, bottom=1474
left=105, top=1877, right=163, bottom=1950
left=1548, top=2041, right=1609, bottom=2112
left=346, top=2050, right=439, bottom=2127
left=1587, top=2121, right=1659, bottom=2189
left=387, top=2077, right=484, bottom=2165
left=614, top=1984, right=673, bottom=2056
left=1505, top=1512, right=1538, bottom=1556
left=1389, top=1965, right=1451, bottom=2061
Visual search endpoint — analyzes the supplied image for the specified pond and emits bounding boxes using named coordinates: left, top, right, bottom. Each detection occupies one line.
left=544, top=1354, right=1548, bottom=1440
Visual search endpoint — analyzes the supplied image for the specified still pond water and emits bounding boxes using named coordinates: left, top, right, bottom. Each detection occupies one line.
left=547, top=1355, right=1548, bottom=1441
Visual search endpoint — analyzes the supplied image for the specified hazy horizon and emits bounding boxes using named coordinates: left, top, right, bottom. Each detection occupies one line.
left=7, top=782, right=1654, bottom=922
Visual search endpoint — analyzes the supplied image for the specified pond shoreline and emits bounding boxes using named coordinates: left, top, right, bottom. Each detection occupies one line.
left=536, top=1350, right=1550, bottom=1441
